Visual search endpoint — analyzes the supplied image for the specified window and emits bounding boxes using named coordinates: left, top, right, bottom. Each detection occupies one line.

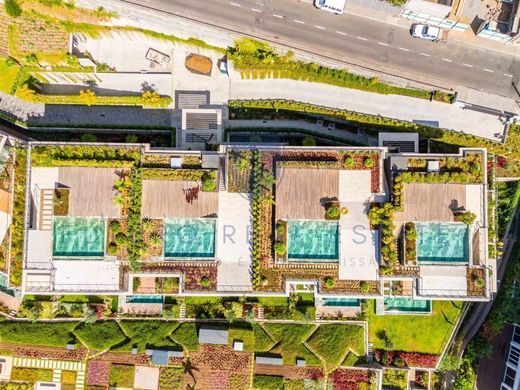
left=504, top=366, right=516, bottom=388
left=509, top=345, right=520, bottom=366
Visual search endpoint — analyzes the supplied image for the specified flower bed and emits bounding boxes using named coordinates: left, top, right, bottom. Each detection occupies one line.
left=142, top=218, right=163, bottom=259
left=227, top=149, right=253, bottom=192
left=329, top=369, right=371, bottom=390
left=374, top=349, right=438, bottom=368
left=0, top=342, right=87, bottom=361
left=135, top=263, right=218, bottom=291
left=467, top=267, right=486, bottom=297
left=404, top=222, right=417, bottom=264
left=86, top=361, right=111, bottom=386
left=190, top=345, right=250, bottom=372
left=158, top=367, right=184, bottom=390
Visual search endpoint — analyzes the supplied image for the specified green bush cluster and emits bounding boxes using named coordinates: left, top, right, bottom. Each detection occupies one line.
left=31, top=145, right=141, bottom=167
left=228, top=38, right=441, bottom=101
left=455, top=211, right=477, bottom=225
left=127, top=167, right=143, bottom=270
left=9, top=148, right=27, bottom=286
left=251, top=150, right=265, bottom=288
left=4, top=0, right=22, bottom=17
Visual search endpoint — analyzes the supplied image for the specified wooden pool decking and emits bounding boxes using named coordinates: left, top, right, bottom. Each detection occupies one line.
left=142, top=179, right=219, bottom=219
left=275, top=167, right=339, bottom=220
left=57, top=167, right=122, bottom=218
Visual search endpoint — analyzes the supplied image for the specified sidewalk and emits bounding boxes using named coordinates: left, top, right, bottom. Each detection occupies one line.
left=229, top=78, right=507, bottom=141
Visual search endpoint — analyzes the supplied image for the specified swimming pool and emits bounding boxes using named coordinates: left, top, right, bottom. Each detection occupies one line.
left=126, top=295, right=164, bottom=304
left=287, top=220, right=339, bottom=262
left=416, top=222, right=469, bottom=263
left=322, top=298, right=361, bottom=307
left=164, top=218, right=216, bottom=258
left=384, top=297, right=431, bottom=314
left=53, top=217, right=105, bottom=257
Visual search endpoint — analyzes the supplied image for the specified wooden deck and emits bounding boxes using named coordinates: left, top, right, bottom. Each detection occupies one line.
left=0, top=188, right=11, bottom=213
left=394, top=183, right=467, bottom=223
left=275, top=167, right=339, bottom=220
left=57, top=167, right=122, bottom=218
left=142, top=179, right=218, bottom=219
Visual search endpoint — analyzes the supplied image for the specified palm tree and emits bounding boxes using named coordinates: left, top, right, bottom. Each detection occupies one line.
left=183, top=358, right=198, bottom=384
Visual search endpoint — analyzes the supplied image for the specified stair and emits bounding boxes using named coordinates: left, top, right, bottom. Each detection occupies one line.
left=179, top=303, right=186, bottom=320
left=367, top=342, right=374, bottom=363
left=39, top=189, right=54, bottom=231
left=218, top=156, right=226, bottom=191
left=257, top=306, right=264, bottom=321
left=52, top=369, right=62, bottom=383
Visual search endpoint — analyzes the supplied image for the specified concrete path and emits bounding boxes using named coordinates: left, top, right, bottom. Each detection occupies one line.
left=13, top=357, right=86, bottom=390
left=230, top=78, right=506, bottom=142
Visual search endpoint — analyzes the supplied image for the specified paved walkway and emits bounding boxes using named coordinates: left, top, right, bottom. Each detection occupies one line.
left=13, top=357, right=86, bottom=390
left=230, top=79, right=506, bottom=141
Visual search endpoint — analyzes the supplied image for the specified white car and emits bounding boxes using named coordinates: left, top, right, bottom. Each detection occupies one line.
left=314, top=0, right=346, bottom=15
left=411, top=24, right=441, bottom=41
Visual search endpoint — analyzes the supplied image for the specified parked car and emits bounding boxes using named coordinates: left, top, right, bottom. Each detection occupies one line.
left=314, top=0, right=346, bottom=15
left=410, top=24, right=441, bottom=41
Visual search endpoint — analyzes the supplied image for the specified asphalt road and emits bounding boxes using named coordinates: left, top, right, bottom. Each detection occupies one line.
left=131, top=0, right=520, bottom=98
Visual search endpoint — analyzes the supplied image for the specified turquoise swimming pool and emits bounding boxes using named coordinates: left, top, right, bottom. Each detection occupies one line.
left=164, top=218, right=216, bottom=258
left=53, top=217, right=105, bottom=257
left=416, top=222, right=469, bottom=263
left=126, top=295, right=164, bottom=304
left=384, top=297, right=431, bottom=314
left=322, top=298, right=361, bottom=307
left=287, top=220, right=339, bottom=262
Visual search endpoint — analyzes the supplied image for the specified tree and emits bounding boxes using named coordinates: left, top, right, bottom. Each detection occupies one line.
left=79, top=89, right=97, bottom=106
left=455, top=211, right=477, bottom=225
left=4, top=0, right=22, bottom=17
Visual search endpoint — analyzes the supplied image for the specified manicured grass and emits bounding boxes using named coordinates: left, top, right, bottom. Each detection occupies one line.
left=184, top=296, right=225, bottom=305
left=73, top=321, right=127, bottom=351
left=11, top=368, right=53, bottom=382
left=116, top=321, right=179, bottom=352
left=296, top=293, right=315, bottom=305
left=306, top=324, right=365, bottom=369
left=170, top=322, right=199, bottom=351
left=158, top=367, right=184, bottom=390
left=367, top=300, right=462, bottom=354
left=0, top=58, right=20, bottom=93
left=262, top=323, right=320, bottom=365
left=109, top=364, right=135, bottom=388
left=228, top=322, right=273, bottom=352
left=0, top=321, right=78, bottom=347
left=256, top=297, right=288, bottom=306
left=253, top=374, right=284, bottom=389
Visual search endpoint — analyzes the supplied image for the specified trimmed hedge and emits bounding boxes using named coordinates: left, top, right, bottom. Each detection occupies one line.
left=0, top=321, right=78, bottom=347
left=170, top=322, right=199, bottom=351
left=73, top=321, right=127, bottom=351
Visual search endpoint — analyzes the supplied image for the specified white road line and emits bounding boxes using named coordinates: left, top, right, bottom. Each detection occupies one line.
left=315, top=25, right=326, bottom=30
left=398, top=47, right=410, bottom=52
left=441, top=58, right=452, bottom=62
left=483, top=68, right=494, bottom=73
left=504, top=73, right=513, bottom=78
left=378, top=42, right=389, bottom=46
left=357, top=36, right=368, bottom=41
left=251, top=7, right=262, bottom=12
left=336, top=31, right=347, bottom=35
left=273, top=13, right=283, bottom=18
left=229, top=1, right=241, bottom=7
left=293, top=19, right=305, bottom=24
left=419, top=52, right=430, bottom=57
left=462, top=63, right=473, bottom=67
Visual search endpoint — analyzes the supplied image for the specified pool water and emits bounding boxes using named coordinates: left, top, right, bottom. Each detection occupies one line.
left=322, top=298, right=361, bottom=307
left=287, top=220, right=339, bottom=261
left=53, top=217, right=105, bottom=257
left=416, top=222, right=469, bottom=263
left=164, top=218, right=216, bottom=258
left=126, top=295, right=164, bottom=304
left=384, top=297, right=431, bottom=313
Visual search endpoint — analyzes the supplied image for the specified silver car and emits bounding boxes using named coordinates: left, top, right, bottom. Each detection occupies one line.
left=411, top=24, right=441, bottom=41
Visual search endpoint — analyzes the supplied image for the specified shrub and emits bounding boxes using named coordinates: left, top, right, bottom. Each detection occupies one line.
left=200, top=276, right=211, bottom=287
left=125, top=134, right=138, bottom=143
left=109, top=364, right=135, bottom=388
left=325, top=205, right=340, bottom=220
left=4, top=0, right=22, bottom=17
left=81, top=133, right=98, bottom=142
left=302, top=135, right=316, bottom=146
left=474, top=277, right=485, bottom=288
left=455, top=211, right=477, bottom=225
left=344, top=156, right=354, bottom=168
left=108, top=220, right=121, bottom=234
left=79, top=89, right=97, bottom=106
left=363, top=157, right=374, bottom=168
left=202, top=177, right=217, bottom=192
left=115, top=232, right=128, bottom=245
left=149, top=232, right=162, bottom=246
left=158, top=367, right=184, bottom=390
left=253, top=375, right=284, bottom=390
left=276, top=223, right=285, bottom=236
left=360, top=281, right=371, bottom=293
left=106, top=242, right=118, bottom=256
left=274, top=242, right=287, bottom=256
left=323, top=276, right=336, bottom=288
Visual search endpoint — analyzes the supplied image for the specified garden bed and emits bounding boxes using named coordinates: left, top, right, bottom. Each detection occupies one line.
left=467, top=267, right=486, bottom=297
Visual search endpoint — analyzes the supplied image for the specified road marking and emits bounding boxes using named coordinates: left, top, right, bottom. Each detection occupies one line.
left=419, top=52, right=430, bottom=57
left=336, top=31, right=347, bottom=35
left=378, top=42, right=389, bottom=46
left=504, top=73, right=513, bottom=78
left=398, top=47, right=410, bottom=52
left=315, top=25, right=326, bottom=30
left=483, top=68, right=494, bottom=73
left=441, top=58, right=452, bottom=62
left=462, top=63, right=473, bottom=67
left=229, top=1, right=241, bottom=7
left=293, top=19, right=305, bottom=24
left=273, top=13, right=283, bottom=18
left=357, top=36, right=368, bottom=41
left=251, top=7, right=262, bottom=12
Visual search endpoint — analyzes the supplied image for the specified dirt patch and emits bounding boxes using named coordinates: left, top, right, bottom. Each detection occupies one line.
left=185, top=53, right=212, bottom=76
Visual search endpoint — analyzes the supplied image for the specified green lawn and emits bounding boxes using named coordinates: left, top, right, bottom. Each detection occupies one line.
left=170, top=322, right=199, bottom=351
left=367, top=300, right=463, bottom=354
left=262, top=323, right=320, bottom=365
left=253, top=374, right=284, bottom=390
left=109, top=364, right=135, bottom=388
left=73, top=321, right=127, bottom=351
left=228, top=322, right=273, bottom=352
left=0, top=58, right=20, bottom=93
left=116, top=321, right=179, bottom=352
left=0, top=321, right=78, bottom=348
left=306, top=324, right=365, bottom=369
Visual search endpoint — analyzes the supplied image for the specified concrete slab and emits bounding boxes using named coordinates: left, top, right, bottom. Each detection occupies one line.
left=133, top=366, right=159, bottom=390
left=419, top=265, right=468, bottom=297
left=53, top=260, right=120, bottom=292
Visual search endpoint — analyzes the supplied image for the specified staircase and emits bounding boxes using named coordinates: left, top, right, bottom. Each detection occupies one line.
left=218, top=156, right=226, bottom=191
left=367, top=342, right=374, bottom=363
left=39, top=189, right=54, bottom=230
left=179, top=303, right=186, bottom=320
left=52, top=369, right=62, bottom=383
left=257, top=305, right=264, bottom=321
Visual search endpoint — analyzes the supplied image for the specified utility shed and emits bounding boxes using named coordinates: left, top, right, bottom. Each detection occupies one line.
left=198, top=325, right=229, bottom=345
left=255, top=354, right=283, bottom=365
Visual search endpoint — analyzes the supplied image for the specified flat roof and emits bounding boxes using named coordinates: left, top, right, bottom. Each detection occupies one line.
left=198, top=326, right=229, bottom=345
